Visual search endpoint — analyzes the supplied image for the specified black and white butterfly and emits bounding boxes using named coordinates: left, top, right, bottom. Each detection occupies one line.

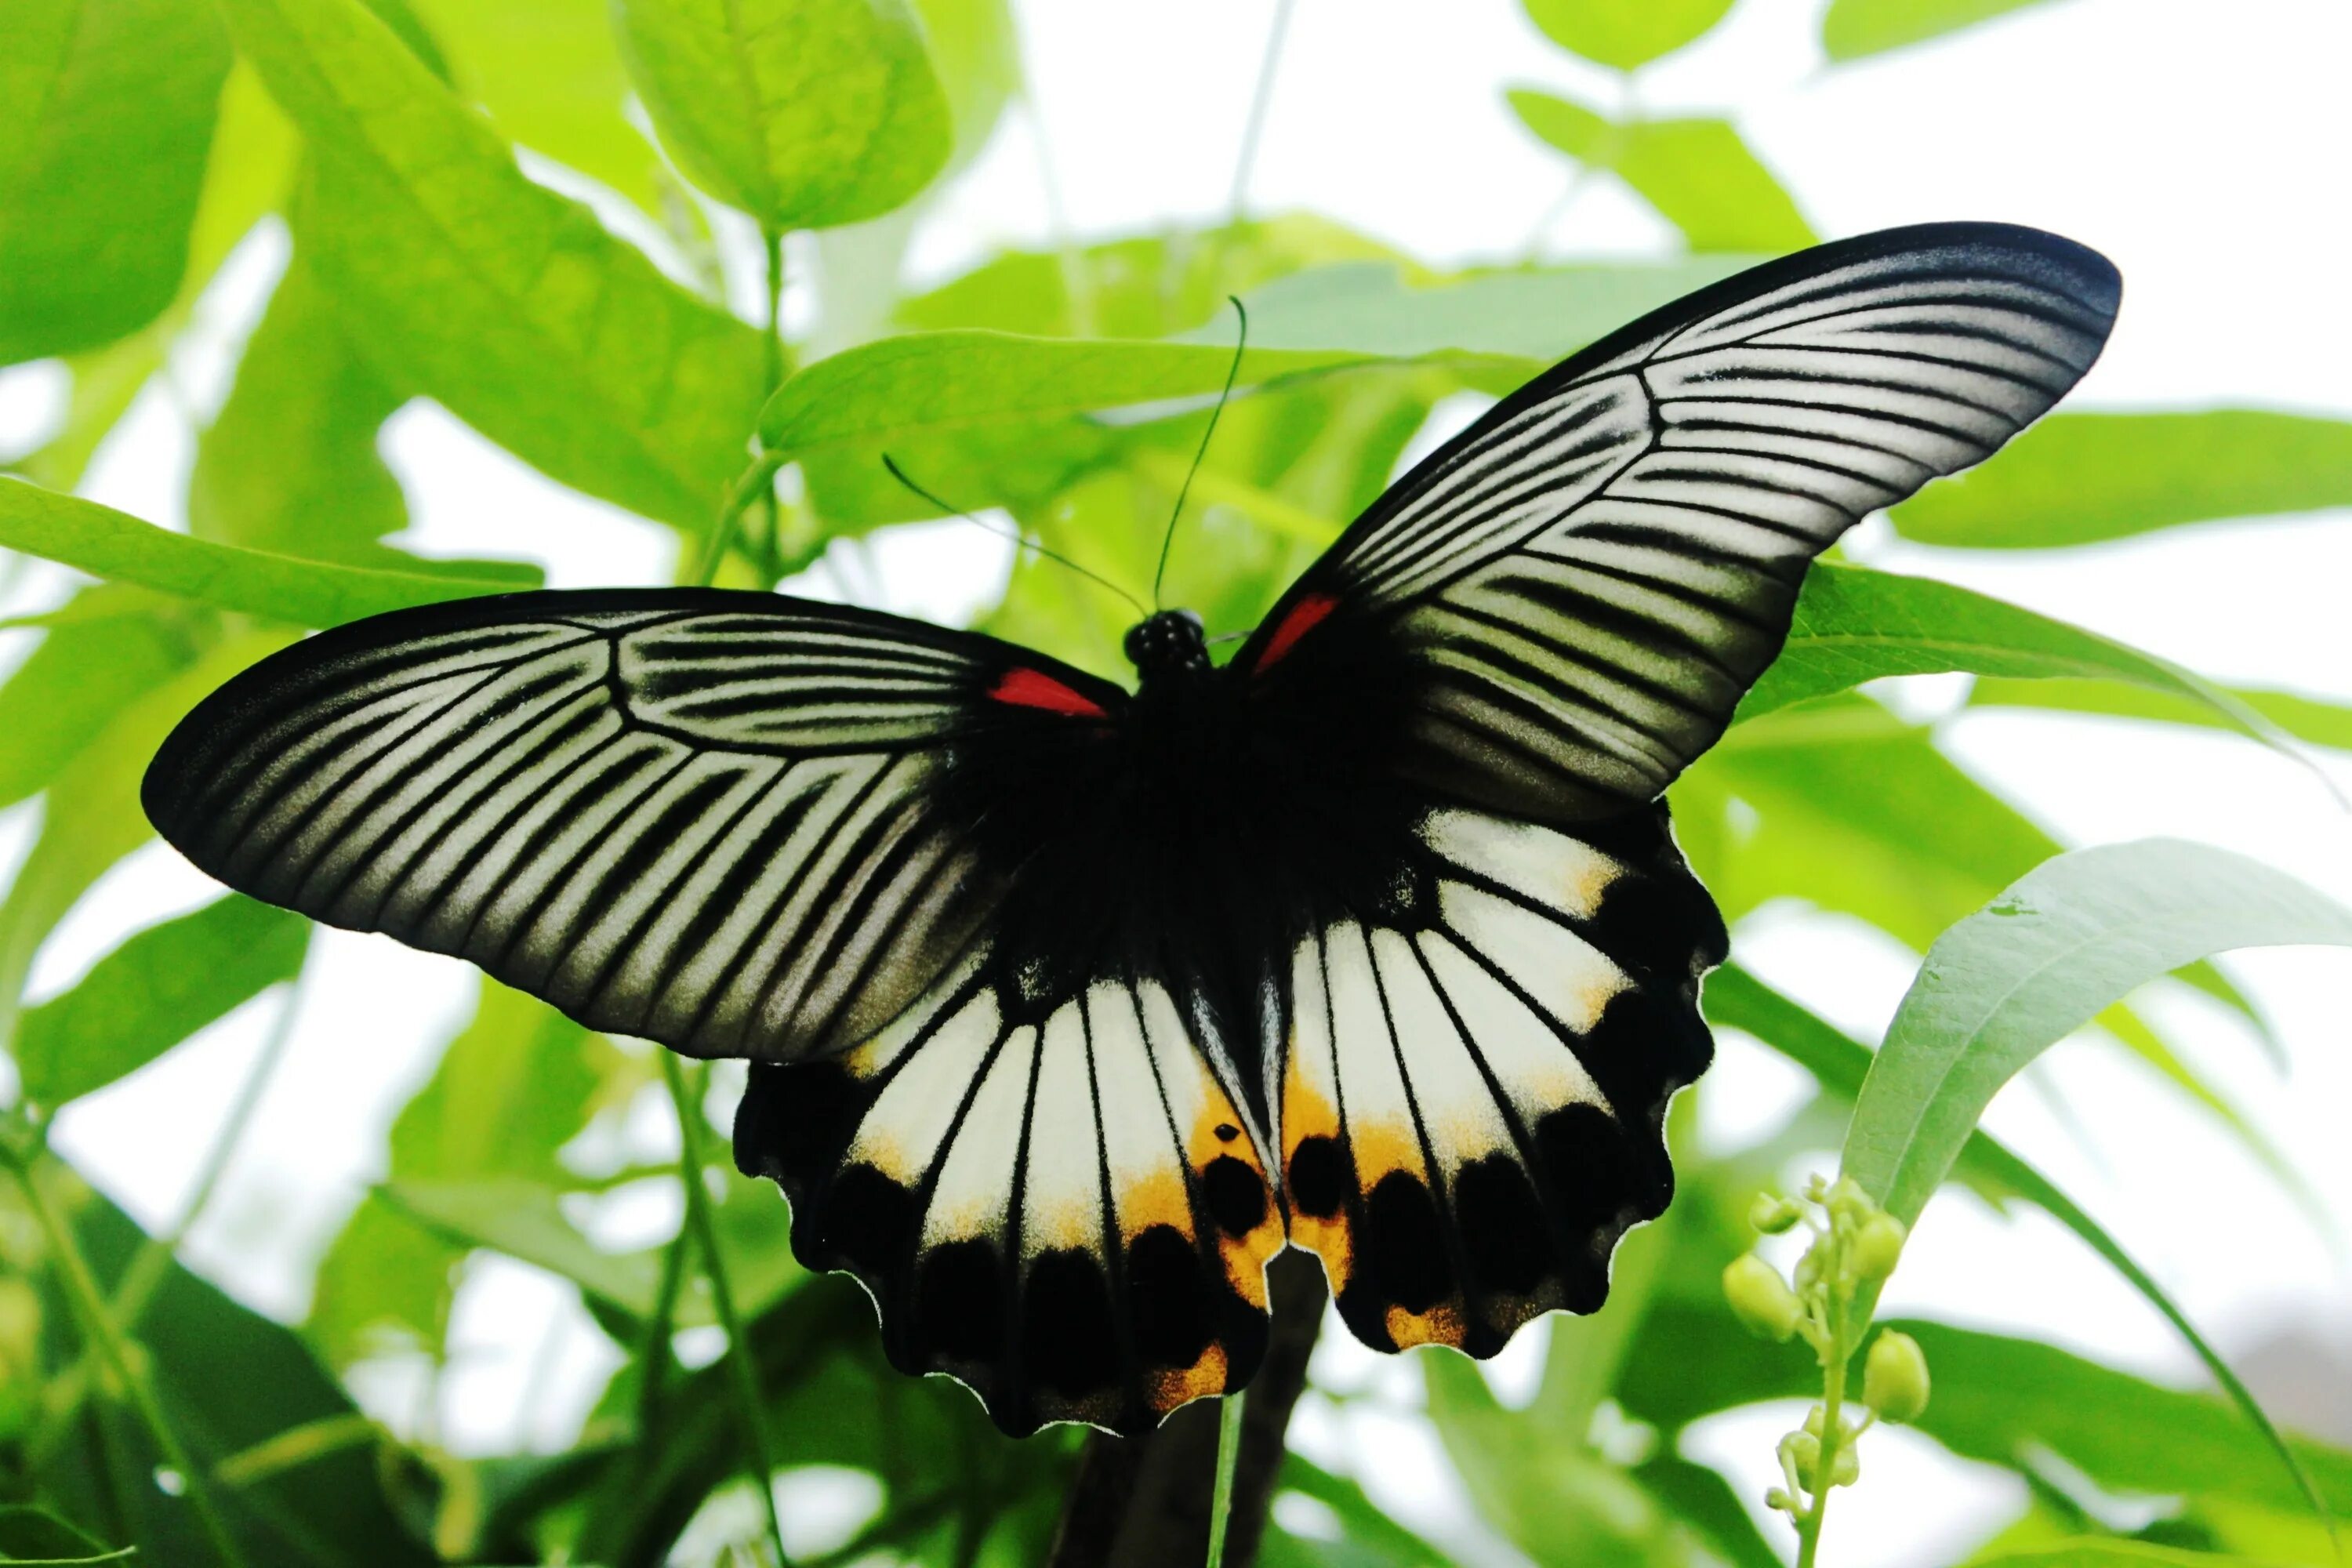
left=143, top=223, right=2118, bottom=1436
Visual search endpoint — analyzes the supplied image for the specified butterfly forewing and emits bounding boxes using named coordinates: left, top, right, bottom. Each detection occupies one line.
left=1240, top=222, right=2122, bottom=822
left=141, top=590, right=1125, bottom=1064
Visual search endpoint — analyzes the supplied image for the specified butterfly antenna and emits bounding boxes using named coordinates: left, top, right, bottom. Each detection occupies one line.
left=880, top=455, right=1145, bottom=619
left=1151, top=296, right=1250, bottom=611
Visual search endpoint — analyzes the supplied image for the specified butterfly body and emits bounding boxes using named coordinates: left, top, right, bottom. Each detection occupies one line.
left=142, top=223, right=2122, bottom=1436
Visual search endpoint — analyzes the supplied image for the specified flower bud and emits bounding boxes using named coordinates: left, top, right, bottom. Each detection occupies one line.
left=1864, top=1330, right=1931, bottom=1423
left=1830, top=1443, right=1860, bottom=1486
left=1748, top=1192, right=1802, bottom=1235
left=1785, top=1431, right=1821, bottom=1486
left=1723, top=1254, right=1803, bottom=1341
left=1765, top=1486, right=1793, bottom=1513
left=1826, top=1175, right=1874, bottom=1227
left=1850, top=1212, right=1907, bottom=1283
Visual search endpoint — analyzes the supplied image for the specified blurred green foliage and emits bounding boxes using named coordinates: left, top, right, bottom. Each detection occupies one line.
left=2, top=0, right=2349, bottom=1565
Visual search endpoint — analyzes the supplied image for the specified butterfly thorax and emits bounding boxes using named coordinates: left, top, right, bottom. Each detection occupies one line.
left=1122, top=608, right=1211, bottom=686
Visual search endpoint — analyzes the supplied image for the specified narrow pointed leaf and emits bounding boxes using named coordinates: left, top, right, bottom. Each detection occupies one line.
left=1969, top=675, right=2352, bottom=753
left=1508, top=89, right=1814, bottom=251
left=1844, top=837, right=2352, bottom=1225
left=1890, top=410, right=2352, bottom=548
left=15, top=896, right=308, bottom=1107
left=1735, top=564, right=2280, bottom=754
left=1821, top=0, right=2054, bottom=60
left=0, top=479, right=537, bottom=624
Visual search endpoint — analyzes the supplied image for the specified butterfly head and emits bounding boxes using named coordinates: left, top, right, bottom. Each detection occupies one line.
left=1123, top=608, right=1210, bottom=679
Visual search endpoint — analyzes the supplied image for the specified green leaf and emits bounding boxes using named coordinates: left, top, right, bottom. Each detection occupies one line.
left=220, top=0, right=768, bottom=530
left=1521, top=0, right=1736, bottom=70
left=912, top=0, right=1018, bottom=171
left=15, top=63, right=297, bottom=493
left=1889, top=411, right=2352, bottom=548
left=0, top=1505, right=124, bottom=1566
left=11, top=1149, right=436, bottom=1567
left=1508, top=89, right=1815, bottom=251
left=1844, top=837, right=2352, bottom=1226
left=0, top=633, right=290, bottom=1047
left=0, top=586, right=196, bottom=810
left=378, top=1177, right=665, bottom=1322
left=1219, top=255, right=1757, bottom=360
left=15, top=895, right=308, bottom=1108
left=898, top=214, right=1413, bottom=341
left=191, top=256, right=410, bottom=563
left=401, top=0, right=663, bottom=208
left=761, top=329, right=1475, bottom=456
left=1735, top=564, right=2275, bottom=750
left=1973, top=1541, right=2298, bottom=1568
left=1426, top=1354, right=1675, bottom=1566
left=0, top=478, right=538, bottom=624
left=1708, top=961, right=2318, bottom=1512
left=1969, top=675, right=2352, bottom=753
left=310, top=979, right=618, bottom=1362
left=1821, top=0, right=2056, bottom=60
left=0, top=0, right=233, bottom=364
left=613, top=0, right=953, bottom=230
left=1616, top=1305, right=2352, bottom=1516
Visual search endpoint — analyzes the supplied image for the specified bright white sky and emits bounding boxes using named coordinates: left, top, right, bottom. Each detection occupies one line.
left=5, top=2, right=2350, bottom=1564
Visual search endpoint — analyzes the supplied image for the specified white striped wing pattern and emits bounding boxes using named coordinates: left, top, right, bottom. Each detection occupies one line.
left=143, top=590, right=1126, bottom=1064
left=1239, top=223, right=2122, bottom=819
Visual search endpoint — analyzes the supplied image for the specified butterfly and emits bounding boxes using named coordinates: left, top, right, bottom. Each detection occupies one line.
left=143, top=222, right=2118, bottom=1437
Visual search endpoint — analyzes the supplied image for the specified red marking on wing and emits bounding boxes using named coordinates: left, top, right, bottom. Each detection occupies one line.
left=988, top=666, right=1108, bottom=717
left=1253, top=592, right=1340, bottom=672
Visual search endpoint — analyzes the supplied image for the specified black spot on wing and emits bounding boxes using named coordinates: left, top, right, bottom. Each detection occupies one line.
left=1203, top=1155, right=1269, bottom=1237
left=819, top=1163, right=917, bottom=1278
left=915, top=1239, right=1006, bottom=1365
left=1287, top=1136, right=1349, bottom=1219
left=1454, top=1155, right=1549, bottom=1295
left=1021, top=1249, right=1121, bottom=1400
left=1364, top=1171, right=1453, bottom=1314
left=1127, top=1225, right=1218, bottom=1370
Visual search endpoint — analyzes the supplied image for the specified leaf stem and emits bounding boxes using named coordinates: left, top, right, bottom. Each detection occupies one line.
left=659, top=1051, right=789, bottom=1566
left=759, top=227, right=790, bottom=583
left=1204, top=1392, right=1244, bottom=1568
left=1, top=1136, right=252, bottom=1568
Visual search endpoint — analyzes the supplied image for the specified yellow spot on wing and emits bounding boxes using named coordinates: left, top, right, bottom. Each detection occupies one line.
left=1148, top=1342, right=1229, bottom=1413
left=1386, top=1302, right=1465, bottom=1350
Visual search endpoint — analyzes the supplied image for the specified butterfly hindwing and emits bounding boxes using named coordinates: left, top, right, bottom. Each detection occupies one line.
left=142, top=589, right=1124, bottom=1065
left=1271, top=804, right=1722, bottom=1354
left=1239, top=222, right=2122, bottom=822
left=735, top=953, right=1283, bottom=1436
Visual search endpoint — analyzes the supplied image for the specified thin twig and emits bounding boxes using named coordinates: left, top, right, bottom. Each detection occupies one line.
left=1204, top=1395, right=1244, bottom=1568
left=1225, top=0, right=1298, bottom=224
left=660, top=1053, right=789, bottom=1566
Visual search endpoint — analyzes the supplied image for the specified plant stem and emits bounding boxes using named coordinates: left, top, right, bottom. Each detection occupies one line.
left=759, top=227, right=790, bottom=584
left=1795, top=1294, right=1853, bottom=1568
left=2, top=1138, right=252, bottom=1568
left=1204, top=1394, right=1243, bottom=1568
left=660, top=1052, right=789, bottom=1566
